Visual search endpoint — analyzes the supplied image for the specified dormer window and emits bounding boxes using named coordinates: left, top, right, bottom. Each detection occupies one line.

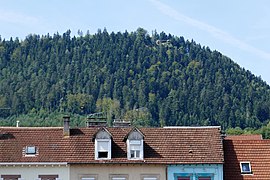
left=130, top=140, right=141, bottom=158
left=126, top=128, right=144, bottom=160
left=94, top=128, right=112, bottom=160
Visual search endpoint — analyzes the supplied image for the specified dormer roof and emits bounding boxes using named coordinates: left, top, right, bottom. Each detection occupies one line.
left=92, top=127, right=112, bottom=141
left=123, top=127, right=145, bottom=141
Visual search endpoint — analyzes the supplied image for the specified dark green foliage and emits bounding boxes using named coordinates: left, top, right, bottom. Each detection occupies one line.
left=0, top=28, right=270, bottom=130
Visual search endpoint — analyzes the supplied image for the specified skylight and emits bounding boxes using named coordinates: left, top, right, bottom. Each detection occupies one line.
left=240, top=162, right=252, bottom=174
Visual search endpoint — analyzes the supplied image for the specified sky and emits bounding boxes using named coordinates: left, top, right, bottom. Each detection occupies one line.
left=1, top=0, right=270, bottom=85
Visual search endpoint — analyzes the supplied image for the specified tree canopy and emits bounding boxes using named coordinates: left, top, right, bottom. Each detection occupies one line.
left=0, top=28, right=270, bottom=130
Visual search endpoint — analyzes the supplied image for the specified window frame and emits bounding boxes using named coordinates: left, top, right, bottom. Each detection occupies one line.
left=240, top=161, right=252, bottom=174
left=127, top=139, right=144, bottom=160
left=95, top=138, right=111, bottom=160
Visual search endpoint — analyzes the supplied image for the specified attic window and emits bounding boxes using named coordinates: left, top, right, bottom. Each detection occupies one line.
left=126, top=129, right=144, bottom=160
left=24, top=146, right=38, bottom=157
left=26, top=146, right=36, bottom=154
left=240, top=162, right=252, bottom=174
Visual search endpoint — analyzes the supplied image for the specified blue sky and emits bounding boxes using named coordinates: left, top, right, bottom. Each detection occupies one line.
left=1, top=0, right=270, bottom=85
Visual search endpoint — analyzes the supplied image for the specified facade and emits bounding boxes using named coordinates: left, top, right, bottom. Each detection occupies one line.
left=168, top=164, right=223, bottom=180
left=0, top=117, right=224, bottom=180
left=223, top=135, right=270, bottom=179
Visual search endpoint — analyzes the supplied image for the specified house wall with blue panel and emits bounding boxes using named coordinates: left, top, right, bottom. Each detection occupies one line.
left=167, top=164, right=223, bottom=180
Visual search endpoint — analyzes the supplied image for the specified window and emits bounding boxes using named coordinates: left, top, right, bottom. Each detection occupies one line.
left=177, top=178, right=190, bottom=180
left=94, top=128, right=112, bottom=160
left=174, top=173, right=191, bottom=180
left=141, top=174, right=159, bottom=180
left=240, top=162, right=252, bottom=174
left=109, top=174, right=128, bottom=180
left=198, top=177, right=211, bottom=180
left=130, top=140, right=141, bottom=158
left=126, top=128, right=144, bottom=160
left=79, top=174, right=97, bottom=180
left=1, top=175, right=21, bottom=180
left=23, top=146, right=38, bottom=157
left=26, top=146, right=36, bottom=154
left=196, top=173, right=214, bottom=180
left=38, top=175, right=59, bottom=180
left=97, top=140, right=110, bottom=158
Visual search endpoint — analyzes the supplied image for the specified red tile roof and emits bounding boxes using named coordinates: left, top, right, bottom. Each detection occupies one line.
left=225, top=134, right=262, bottom=140
left=0, top=126, right=223, bottom=164
left=224, top=139, right=270, bottom=179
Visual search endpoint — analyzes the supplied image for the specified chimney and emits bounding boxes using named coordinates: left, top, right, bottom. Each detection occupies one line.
left=63, top=115, right=70, bottom=137
left=113, top=119, right=131, bottom=127
left=16, top=120, right=20, bottom=127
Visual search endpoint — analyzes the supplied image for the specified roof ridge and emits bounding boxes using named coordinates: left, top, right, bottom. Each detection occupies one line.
left=163, top=126, right=221, bottom=129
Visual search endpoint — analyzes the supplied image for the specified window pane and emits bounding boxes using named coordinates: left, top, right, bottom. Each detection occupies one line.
left=130, top=150, right=140, bottom=158
left=112, top=178, right=126, bottom=180
left=26, top=146, right=36, bottom=154
left=143, top=178, right=157, bottom=180
left=198, top=178, right=211, bottom=180
left=241, top=162, right=251, bottom=172
left=38, top=175, right=58, bottom=180
left=98, top=151, right=108, bottom=158
left=177, top=178, right=190, bottom=180
left=81, top=178, right=95, bottom=180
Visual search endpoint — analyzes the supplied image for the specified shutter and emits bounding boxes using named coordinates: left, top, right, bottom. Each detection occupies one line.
left=130, top=144, right=140, bottom=150
left=98, top=141, right=108, bottom=151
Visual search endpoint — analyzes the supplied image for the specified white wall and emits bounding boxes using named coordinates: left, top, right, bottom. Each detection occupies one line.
left=0, top=164, right=70, bottom=180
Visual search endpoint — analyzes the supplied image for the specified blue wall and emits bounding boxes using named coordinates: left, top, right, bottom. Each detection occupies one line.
left=167, top=164, right=223, bottom=180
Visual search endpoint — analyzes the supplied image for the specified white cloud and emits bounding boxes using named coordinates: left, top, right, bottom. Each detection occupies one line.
left=149, top=0, right=270, bottom=60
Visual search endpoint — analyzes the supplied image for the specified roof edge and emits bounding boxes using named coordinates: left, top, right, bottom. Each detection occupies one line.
left=0, top=127, right=63, bottom=129
left=163, top=126, right=221, bottom=129
left=0, top=162, right=68, bottom=165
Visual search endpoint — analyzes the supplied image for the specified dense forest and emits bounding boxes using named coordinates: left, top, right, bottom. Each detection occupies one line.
left=1, top=28, right=270, bottom=134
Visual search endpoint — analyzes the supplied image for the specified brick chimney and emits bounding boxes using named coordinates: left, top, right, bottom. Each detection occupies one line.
left=63, top=115, right=70, bottom=137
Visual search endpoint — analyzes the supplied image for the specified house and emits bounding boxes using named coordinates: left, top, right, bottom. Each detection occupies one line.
left=166, top=127, right=224, bottom=180
left=0, top=116, right=224, bottom=180
left=223, top=134, right=270, bottom=179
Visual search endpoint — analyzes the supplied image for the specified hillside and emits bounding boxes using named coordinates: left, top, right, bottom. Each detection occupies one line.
left=0, top=28, right=270, bottom=129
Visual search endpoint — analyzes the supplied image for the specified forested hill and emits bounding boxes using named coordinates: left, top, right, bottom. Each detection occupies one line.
left=0, top=28, right=270, bottom=129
